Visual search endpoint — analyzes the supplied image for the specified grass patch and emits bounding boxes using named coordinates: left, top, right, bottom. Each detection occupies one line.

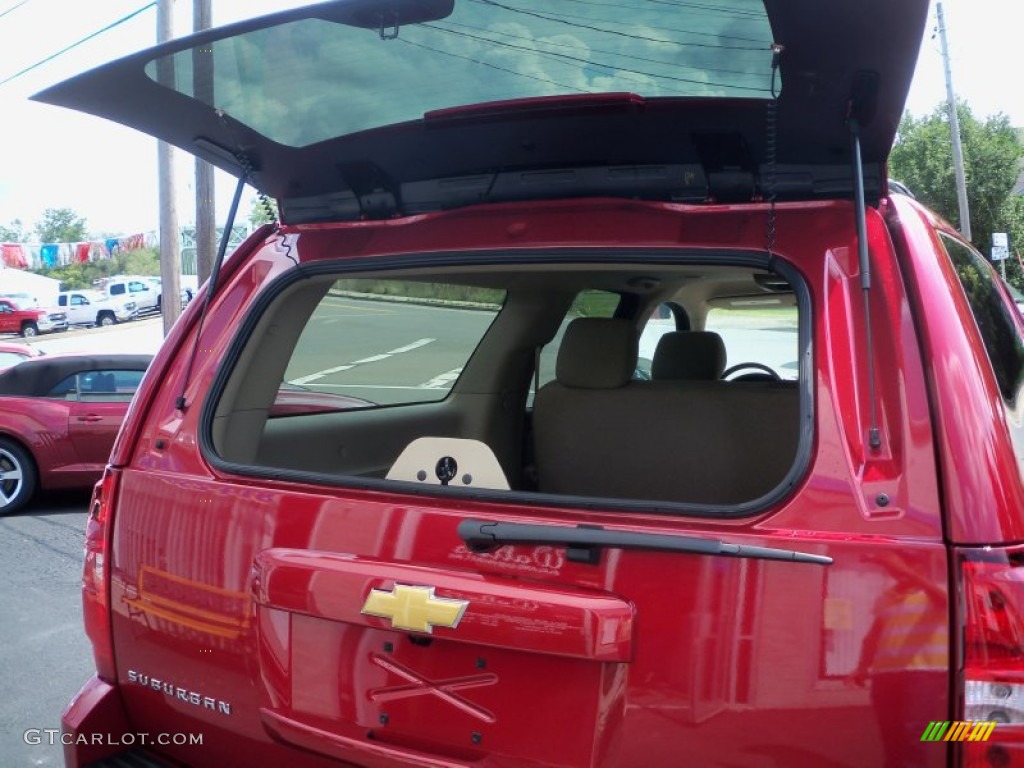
left=333, top=279, right=504, bottom=306
left=569, top=290, right=620, bottom=318
left=329, top=281, right=621, bottom=316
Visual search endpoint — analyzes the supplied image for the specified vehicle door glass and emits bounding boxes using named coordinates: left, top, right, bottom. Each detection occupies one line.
left=1006, top=281, right=1024, bottom=314
left=705, top=300, right=799, bottom=381
left=941, top=234, right=1024, bottom=402
left=941, top=234, right=1024, bottom=484
left=46, top=370, right=144, bottom=402
left=0, top=301, right=13, bottom=333
left=110, top=284, right=125, bottom=296
left=72, top=294, right=87, bottom=306
left=78, top=370, right=143, bottom=402
left=46, top=374, right=79, bottom=399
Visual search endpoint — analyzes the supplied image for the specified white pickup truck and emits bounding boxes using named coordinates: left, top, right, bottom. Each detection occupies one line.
left=57, top=290, right=138, bottom=327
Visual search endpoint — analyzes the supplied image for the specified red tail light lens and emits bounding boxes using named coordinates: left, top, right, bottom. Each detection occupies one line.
left=958, top=548, right=1024, bottom=766
left=83, top=468, right=120, bottom=682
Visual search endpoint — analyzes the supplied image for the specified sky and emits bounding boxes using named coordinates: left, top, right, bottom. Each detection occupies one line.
left=0, top=0, right=1019, bottom=240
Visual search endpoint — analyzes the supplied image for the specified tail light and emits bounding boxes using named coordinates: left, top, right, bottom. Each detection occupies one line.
left=83, top=468, right=120, bottom=682
left=958, top=548, right=1024, bottom=766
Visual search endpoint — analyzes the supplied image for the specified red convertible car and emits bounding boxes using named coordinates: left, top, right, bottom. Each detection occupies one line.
left=0, top=354, right=151, bottom=514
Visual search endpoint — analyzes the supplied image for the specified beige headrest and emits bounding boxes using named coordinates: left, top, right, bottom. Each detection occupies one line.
left=651, top=331, right=726, bottom=380
left=556, top=317, right=637, bottom=389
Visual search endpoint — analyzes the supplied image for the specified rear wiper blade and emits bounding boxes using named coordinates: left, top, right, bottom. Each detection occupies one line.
left=457, top=519, right=832, bottom=566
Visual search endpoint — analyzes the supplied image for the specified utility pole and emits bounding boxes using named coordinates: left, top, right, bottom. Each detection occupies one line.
left=157, top=0, right=182, bottom=333
left=936, top=0, right=972, bottom=241
left=194, top=0, right=215, bottom=286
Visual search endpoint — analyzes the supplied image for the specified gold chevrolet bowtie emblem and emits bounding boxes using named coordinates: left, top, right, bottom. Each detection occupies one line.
left=361, top=584, right=469, bottom=633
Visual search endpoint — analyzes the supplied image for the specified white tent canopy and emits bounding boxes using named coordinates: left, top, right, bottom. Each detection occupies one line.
left=0, top=266, right=61, bottom=307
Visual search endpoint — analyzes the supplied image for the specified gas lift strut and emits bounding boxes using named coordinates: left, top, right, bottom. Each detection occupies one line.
left=848, top=77, right=883, bottom=452
left=175, top=171, right=250, bottom=411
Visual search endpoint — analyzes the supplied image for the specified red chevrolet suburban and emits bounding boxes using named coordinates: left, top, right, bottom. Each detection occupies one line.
left=38, top=0, right=1024, bottom=766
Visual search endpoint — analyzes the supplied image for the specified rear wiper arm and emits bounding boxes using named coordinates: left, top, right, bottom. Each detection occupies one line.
left=457, top=519, right=832, bottom=566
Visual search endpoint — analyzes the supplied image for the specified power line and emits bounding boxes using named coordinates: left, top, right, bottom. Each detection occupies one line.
left=470, top=0, right=765, bottom=52
left=0, top=0, right=32, bottom=20
left=431, top=20, right=769, bottom=81
left=641, top=0, right=765, bottom=19
left=441, top=12, right=767, bottom=51
left=398, top=36, right=590, bottom=95
left=0, top=1, right=156, bottom=88
left=423, top=24, right=762, bottom=94
left=557, top=0, right=766, bottom=25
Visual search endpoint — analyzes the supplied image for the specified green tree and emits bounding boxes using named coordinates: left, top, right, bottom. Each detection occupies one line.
left=890, top=102, right=1024, bottom=260
left=999, top=195, right=1024, bottom=289
left=249, top=195, right=278, bottom=227
left=0, top=219, right=26, bottom=242
left=35, top=247, right=160, bottom=289
left=34, top=208, right=88, bottom=244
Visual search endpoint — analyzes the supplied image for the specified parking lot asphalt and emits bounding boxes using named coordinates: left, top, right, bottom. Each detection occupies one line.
left=0, top=499, right=93, bottom=767
left=21, top=314, right=167, bottom=356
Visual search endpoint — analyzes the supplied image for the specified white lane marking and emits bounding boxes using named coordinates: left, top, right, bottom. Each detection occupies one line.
left=319, top=300, right=395, bottom=313
left=290, top=364, right=355, bottom=385
left=287, top=338, right=435, bottom=385
left=421, top=367, right=463, bottom=389
left=388, top=338, right=434, bottom=354
left=307, top=384, right=450, bottom=391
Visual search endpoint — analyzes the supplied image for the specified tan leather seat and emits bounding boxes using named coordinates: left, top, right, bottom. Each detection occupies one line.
left=533, top=318, right=800, bottom=505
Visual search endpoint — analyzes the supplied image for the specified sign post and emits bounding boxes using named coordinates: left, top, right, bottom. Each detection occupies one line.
left=992, top=232, right=1009, bottom=280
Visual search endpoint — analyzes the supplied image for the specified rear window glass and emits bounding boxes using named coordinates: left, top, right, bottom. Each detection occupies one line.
left=145, top=0, right=776, bottom=147
left=942, top=234, right=1024, bottom=403
left=209, top=262, right=808, bottom=513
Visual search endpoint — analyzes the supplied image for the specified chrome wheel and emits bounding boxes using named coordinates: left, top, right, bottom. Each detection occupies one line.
left=0, top=440, right=36, bottom=515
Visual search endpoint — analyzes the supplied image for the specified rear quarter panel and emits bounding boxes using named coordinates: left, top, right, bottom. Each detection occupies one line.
left=885, top=195, right=1024, bottom=544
